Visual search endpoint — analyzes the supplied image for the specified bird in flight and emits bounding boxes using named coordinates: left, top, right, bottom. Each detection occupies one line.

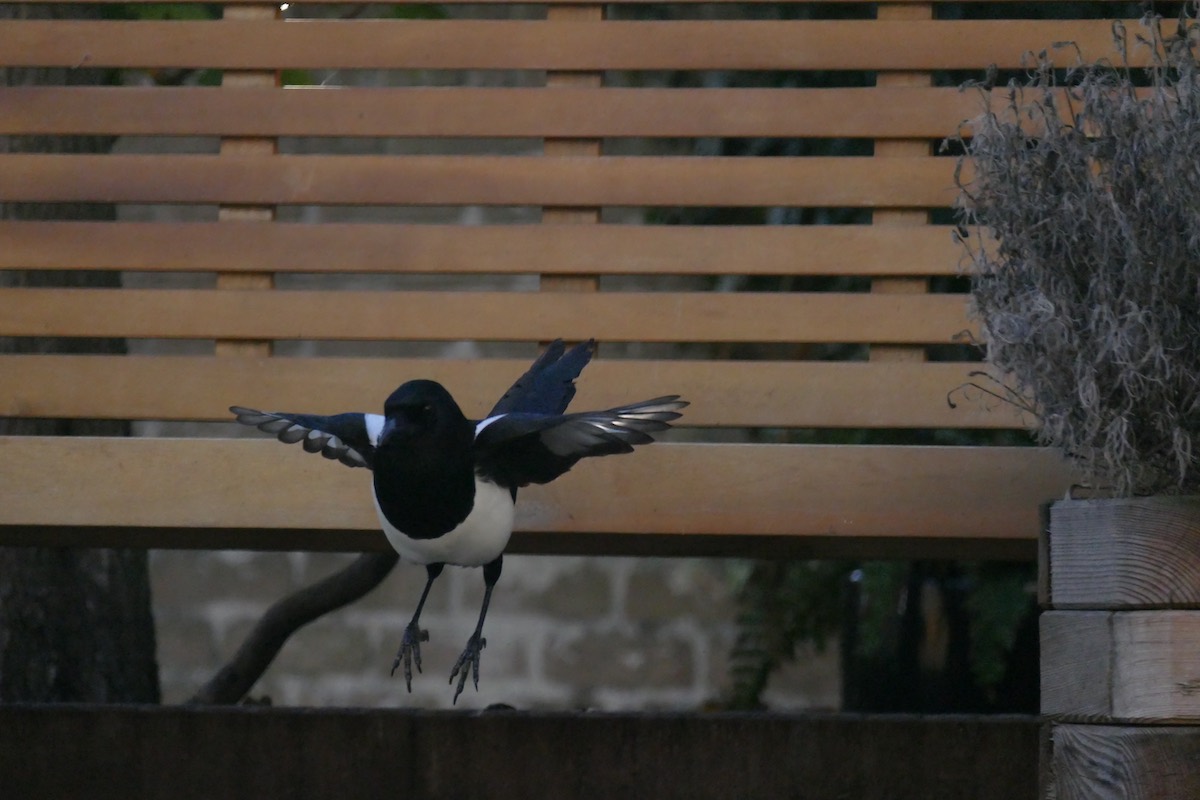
left=231, top=339, right=686, bottom=702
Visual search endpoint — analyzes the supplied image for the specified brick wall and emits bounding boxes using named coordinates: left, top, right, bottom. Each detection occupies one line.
left=152, top=551, right=840, bottom=710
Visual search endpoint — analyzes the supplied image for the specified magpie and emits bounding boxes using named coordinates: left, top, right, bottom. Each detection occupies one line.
left=230, top=339, right=686, bottom=702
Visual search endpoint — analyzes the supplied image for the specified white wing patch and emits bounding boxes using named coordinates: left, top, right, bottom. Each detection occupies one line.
left=365, top=414, right=386, bottom=446
left=475, top=414, right=505, bottom=438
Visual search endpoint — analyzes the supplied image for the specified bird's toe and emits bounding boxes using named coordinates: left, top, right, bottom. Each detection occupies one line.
left=449, top=635, right=486, bottom=704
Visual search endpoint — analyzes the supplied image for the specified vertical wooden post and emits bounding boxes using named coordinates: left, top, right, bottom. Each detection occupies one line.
left=870, top=2, right=930, bottom=365
left=1042, top=496, right=1200, bottom=798
left=540, top=4, right=602, bottom=298
left=217, top=3, right=279, bottom=358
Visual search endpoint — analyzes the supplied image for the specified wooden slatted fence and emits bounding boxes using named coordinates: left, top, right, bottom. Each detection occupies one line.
left=0, top=1, right=1112, bottom=557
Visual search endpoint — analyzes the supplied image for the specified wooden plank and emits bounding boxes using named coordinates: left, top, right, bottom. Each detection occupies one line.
left=0, top=221, right=972, bottom=277
left=0, top=355, right=1032, bottom=429
left=19, top=0, right=1133, bottom=4
left=0, top=438, right=1070, bottom=557
left=0, top=288, right=976, bottom=344
left=869, top=1, right=932, bottom=365
left=214, top=2, right=279, bottom=359
left=1041, top=611, right=1200, bottom=723
left=1111, top=611, right=1200, bottom=722
left=0, top=706, right=1039, bottom=800
left=0, top=20, right=1143, bottom=70
left=1040, top=611, right=1113, bottom=719
left=0, top=154, right=961, bottom=207
left=0, top=86, right=1003, bottom=138
left=1051, top=724, right=1200, bottom=800
left=1048, top=497, right=1200, bottom=609
left=539, top=2, right=602, bottom=291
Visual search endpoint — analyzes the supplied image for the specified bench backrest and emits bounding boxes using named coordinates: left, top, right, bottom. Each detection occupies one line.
left=0, top=0, right=1119, bottom=560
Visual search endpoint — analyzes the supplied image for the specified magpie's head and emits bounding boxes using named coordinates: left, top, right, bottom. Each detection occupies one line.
left=379, top=380, right=466, bottom=447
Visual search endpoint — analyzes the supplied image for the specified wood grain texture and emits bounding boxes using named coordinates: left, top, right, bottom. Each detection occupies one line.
left=0, top=355, right=1031, bottom=429
left=1041, top=611, right=1200, bottom=722
left=0, top=154, right=960, bottom=207
left=0, top=706, right=1039, bottom=800
left=214, top=2, right=279, bottom=358
left=1048, top=497, right=1200, bottom=608
left=0, top=288, right=976, bottom=344
left=870, top=3, right=931, bottom=367
left=0, top=221, right=971, bottom=277
left=540, top=2, right=602, bottom=291
left=0, top=86, right=1002, bottom=138
left=20, top=0, right=1131, bottom=4
left=1051, top=724, right=1200, bottom=800
left=1112, top=612, right=1200, bottom=722
left=1041, top=611, right=1113, bottom=720
left=0, top=438, right=1070, bottom=556
left=0, top=20, right=1142, bottom=70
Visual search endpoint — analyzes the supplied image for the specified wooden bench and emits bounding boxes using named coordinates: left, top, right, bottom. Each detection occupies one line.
left=1, top=2, right=1126, bottom=563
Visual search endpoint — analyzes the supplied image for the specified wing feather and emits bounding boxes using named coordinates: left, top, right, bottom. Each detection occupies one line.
left=488, top=339, right=594, bottom=417
left=474, top=396, right=686, bottom=487
left=230, top=406, right=379, bottom=469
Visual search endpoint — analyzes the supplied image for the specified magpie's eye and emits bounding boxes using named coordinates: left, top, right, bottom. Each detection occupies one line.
left=404, top=403, right=435, bottom=424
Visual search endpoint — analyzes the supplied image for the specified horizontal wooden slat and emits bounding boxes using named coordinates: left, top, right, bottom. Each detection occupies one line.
left=0, top=437, right=1072, bottom=558
left=0, top=288, right=973, bottom=343
left=0, top=155, right=959, bottom=207
left=0, top=707, right=1039, bottom=800
left=0, top=355, right=1028, bottom=429
left=0, top=20, right=1142, bottom=71
left=0, top=221, right=970, bottom=276
left=21, top=0, right=1124, bottom=4
left=0, top=86, right=989, bottom=138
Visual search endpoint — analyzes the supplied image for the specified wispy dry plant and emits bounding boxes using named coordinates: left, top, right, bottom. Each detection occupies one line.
left=957, top=9, right=1200, bottom=496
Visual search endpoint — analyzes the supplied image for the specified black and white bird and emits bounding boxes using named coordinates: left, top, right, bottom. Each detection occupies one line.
left=230, top=339, right=686, bottom=702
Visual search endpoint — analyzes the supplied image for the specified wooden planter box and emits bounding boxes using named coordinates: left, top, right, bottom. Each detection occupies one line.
left=1041, top=496, right=1200, bottom=798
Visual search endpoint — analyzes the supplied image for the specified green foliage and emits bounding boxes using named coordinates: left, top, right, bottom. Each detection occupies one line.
left=112, top=3, right=220, bottom=21
left=389, top=4, right=448, bottom=20
left=132, top=3, right=218, bottom=20
left=964, top=565, right=1033, bottom=693
left=726, top=560, right=846, bottom=710
left=727, top=560, right=1035, bottom=710
left=849, top=562, right=909, bottom=661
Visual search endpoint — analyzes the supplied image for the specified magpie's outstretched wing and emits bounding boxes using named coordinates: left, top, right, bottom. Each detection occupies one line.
left=230, top=406, right=382, bottom=469
left=488, top=339, right=595, bottom=417
left=473, top=396, right=686, bottom=488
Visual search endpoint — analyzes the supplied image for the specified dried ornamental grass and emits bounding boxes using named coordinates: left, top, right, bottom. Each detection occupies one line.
left=957, top=12, right=1200, bottom=497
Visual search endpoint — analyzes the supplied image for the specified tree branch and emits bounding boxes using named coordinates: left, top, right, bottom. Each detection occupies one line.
left=188, top=551, right=399, bottom=705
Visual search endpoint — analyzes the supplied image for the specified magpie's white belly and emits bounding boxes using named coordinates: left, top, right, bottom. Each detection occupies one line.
left=373, top=477, right=515, bottom=567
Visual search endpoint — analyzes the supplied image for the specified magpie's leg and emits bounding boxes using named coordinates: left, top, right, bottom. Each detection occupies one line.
left=391, top=562, right=445, bottom=692
left=449, top=555, right=502, bottom=704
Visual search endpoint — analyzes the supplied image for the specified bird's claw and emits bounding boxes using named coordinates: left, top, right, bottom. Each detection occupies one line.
left=449, top=634, right=486, bottom=704
left=390, top=622, right=430, bottom=692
